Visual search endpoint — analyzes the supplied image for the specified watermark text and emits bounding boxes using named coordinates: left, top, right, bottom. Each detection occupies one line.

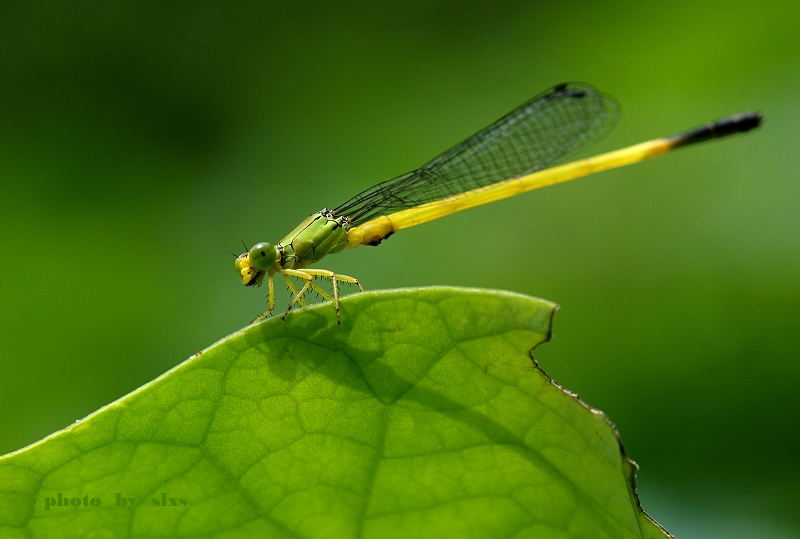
left=43, top=492, right=187, bottom=510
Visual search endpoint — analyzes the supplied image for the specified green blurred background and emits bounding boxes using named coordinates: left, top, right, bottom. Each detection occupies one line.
left=1, top=1, right=797, bottom=537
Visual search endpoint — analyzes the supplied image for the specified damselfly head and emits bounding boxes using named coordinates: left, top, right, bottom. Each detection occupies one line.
left=234, top=243, right=273, bottom=287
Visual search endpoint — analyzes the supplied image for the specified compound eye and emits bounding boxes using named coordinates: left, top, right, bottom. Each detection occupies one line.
left=248, top=242, right=277, bottom=271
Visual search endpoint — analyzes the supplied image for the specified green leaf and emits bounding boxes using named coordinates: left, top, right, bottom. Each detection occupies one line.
left=0, top=287, right=670, bottom=539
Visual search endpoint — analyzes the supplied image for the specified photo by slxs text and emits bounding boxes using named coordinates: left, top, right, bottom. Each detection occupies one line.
left=43, top=492, right=187, bottom=510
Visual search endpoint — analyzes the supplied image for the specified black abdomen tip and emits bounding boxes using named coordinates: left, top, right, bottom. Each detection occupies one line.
left=712, top=112, right=762, bottom=135
left=670, top=111, right=763, bottom=149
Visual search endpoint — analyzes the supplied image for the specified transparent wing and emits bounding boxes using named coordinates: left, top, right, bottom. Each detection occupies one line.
left=334, top=82, right=620, bottom=226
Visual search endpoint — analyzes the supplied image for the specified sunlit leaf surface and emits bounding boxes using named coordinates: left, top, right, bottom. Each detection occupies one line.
left=0, top=288, right=670, bottom=539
